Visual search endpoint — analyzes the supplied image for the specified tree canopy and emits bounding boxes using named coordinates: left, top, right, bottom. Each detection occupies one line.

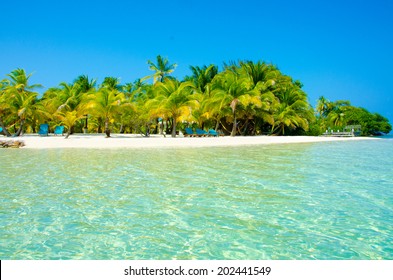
left=316, top=96, right=391, bottom=136
left=1, top=58, right=391, bottom=138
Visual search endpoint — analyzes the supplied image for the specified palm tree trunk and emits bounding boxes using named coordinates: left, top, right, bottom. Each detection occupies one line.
left=242, top=119, right=250, bottom=136
left=14, top=119, right=25, bottom=137
left=231, top=111, right=237, bottom=137
left=65, top=127, right=72, bottom=139
left=271, top=123, right=275, bottom=135
left=97, top=117, right=102, bottom=133
left=105, top=118, right=110, bottom=137
left=167, top=118, right=173, bottom=134
left=215, top=119, right=220, bottom=131
left=251, top=120, right=256, bottom=136
left=159, top=121, right=166, bottom=137
left=171, top=117, right=177, bottom=138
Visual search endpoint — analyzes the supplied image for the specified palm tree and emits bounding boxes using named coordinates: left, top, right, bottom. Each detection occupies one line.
left=185, top=64, right=218, bottom=93
left=239, top=60, right=278, bottom=89
left=122, top=78, right=150, bottom=101
left=30, top=99, right=53, bottom=132
left=0, top=85, right=12, bottom=136
left=55, top=110, right=84, bottom=138
left=5, top=68, right=42, bottom=92
left=74, top=75, right=96, bottom=93
left=46, top=82, right=83, bottom=112
left=147, top=55, right=177, bottom=84
left=147, top=78, right=196, bottom=137
left=325, top=101, right=351, bottom=128
left=327, top=110, right=346, bottom=127
left=272, top=85, right=313, bottom=135
left=2, top=69, right=42, bottom=136
left=190, top=90, right=211, bottom=129
left=127, top=83, right=154, bottom=135
left=39, top=81, right=87, bottom=133
left=210, top=70, right=260, bottom=136
left=101, top=77, right=121, bottom=90
left=238, top=91, right=276, bottom=135
left=9, top=90, right=39, bottom=135
left=238, top=61, right=279, bottom=135
left=316, top=96, right=330, bottom=117
left=82, top=88, right=126, bottom=137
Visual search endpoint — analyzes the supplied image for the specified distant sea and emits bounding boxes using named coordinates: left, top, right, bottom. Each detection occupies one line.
left=1, top=137, right=392, bottom=259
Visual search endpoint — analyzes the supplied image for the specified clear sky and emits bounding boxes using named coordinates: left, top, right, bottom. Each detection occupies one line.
left=1, top=0, right=392, bottom=121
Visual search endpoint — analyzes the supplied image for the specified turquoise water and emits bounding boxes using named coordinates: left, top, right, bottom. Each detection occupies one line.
left=1, top=138, right=392, bottom=260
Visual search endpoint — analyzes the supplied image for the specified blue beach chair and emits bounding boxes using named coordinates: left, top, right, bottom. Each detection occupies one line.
left=208, top=129, right=219, bottom=137
left=196, top=128, right=208, bottom=137
left=38, top=124, right=49, bottom=136
left=54, top=125, right=64, bottom=136
left=184, top=127, right=196, bottom=137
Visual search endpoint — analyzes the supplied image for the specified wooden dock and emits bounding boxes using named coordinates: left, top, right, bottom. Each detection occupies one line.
left=321, top=125, right=361, bottom=137
left=321, top=131, right=354, bottom=137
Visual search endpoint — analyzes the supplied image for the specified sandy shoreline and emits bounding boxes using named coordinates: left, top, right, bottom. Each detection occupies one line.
left=0, top=133, right=378, bottom=149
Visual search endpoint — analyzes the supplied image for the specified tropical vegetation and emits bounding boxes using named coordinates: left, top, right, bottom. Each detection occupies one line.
left=0, top=57, right=391, bottom=137
left=315, top=96, right=391, bottom=135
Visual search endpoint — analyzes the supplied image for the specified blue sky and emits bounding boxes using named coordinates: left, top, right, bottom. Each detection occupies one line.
left=1, top=0, right=392, bottom=120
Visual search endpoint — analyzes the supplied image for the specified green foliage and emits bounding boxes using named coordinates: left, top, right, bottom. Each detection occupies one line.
left=0, top=69, right=42, bottom=135
left=316, top=97, right=392, bottom=135
left=184, top=64, right=218, bottom=93
left=344, top=107, right=392, bottom=135
left=146, top=78, right=196, bottom=137
left=1, top=61, right=391, bottom=138
left=305, top=117, right=324, bottom=136
left=101, top=77, right=121, bottom=90
left=74, top=75, right=96, bottom=93
left=147, top=55, right=177, bottom=84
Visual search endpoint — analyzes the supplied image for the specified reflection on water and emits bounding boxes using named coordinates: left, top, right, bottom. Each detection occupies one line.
left=1, top=139, right=392, bottom=259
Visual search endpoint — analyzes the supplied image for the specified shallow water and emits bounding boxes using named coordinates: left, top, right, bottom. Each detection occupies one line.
left=1, top=138, right=392, bottom=259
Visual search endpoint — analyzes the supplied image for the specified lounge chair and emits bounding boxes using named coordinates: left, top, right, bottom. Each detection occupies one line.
left=184, top=127, right=196, bottom=137
left=196, top=128, right=208, bottom=137
left=208, top=129, right=219, bottom=137
left=54, top=125, right=64, bottom=136
left=38, top=124, right=49, bottom=136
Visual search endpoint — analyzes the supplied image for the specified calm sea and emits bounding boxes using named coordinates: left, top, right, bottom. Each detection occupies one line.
left=1, top=137, right=392, bottom=259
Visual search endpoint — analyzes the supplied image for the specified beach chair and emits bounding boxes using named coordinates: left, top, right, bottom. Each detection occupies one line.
left=196, top=128, right=208, bottom=137
left=54, top=125, right=64, bottom=136
left=208, top=129, right=219, bottom=137
left=38, top=124, right=49, bottom=136
left=184, top=127, right=196, bottom=137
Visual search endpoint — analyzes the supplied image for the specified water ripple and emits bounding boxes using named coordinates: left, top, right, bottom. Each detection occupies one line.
left=1, top=140, right=392, bottom=259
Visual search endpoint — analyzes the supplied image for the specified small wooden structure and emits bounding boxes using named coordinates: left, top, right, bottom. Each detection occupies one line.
left=321, top=125, right=362, bottom=137
left=344, top=125, right=362, bottom=136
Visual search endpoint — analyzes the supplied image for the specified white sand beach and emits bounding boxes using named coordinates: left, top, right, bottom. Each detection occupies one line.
left=1, top=133, right=377, bottom=149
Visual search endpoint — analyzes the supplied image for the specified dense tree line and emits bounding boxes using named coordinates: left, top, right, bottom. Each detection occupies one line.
left=315, top=97, right=391, bottom=136
left=0, top=56, right=391, bottom=137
